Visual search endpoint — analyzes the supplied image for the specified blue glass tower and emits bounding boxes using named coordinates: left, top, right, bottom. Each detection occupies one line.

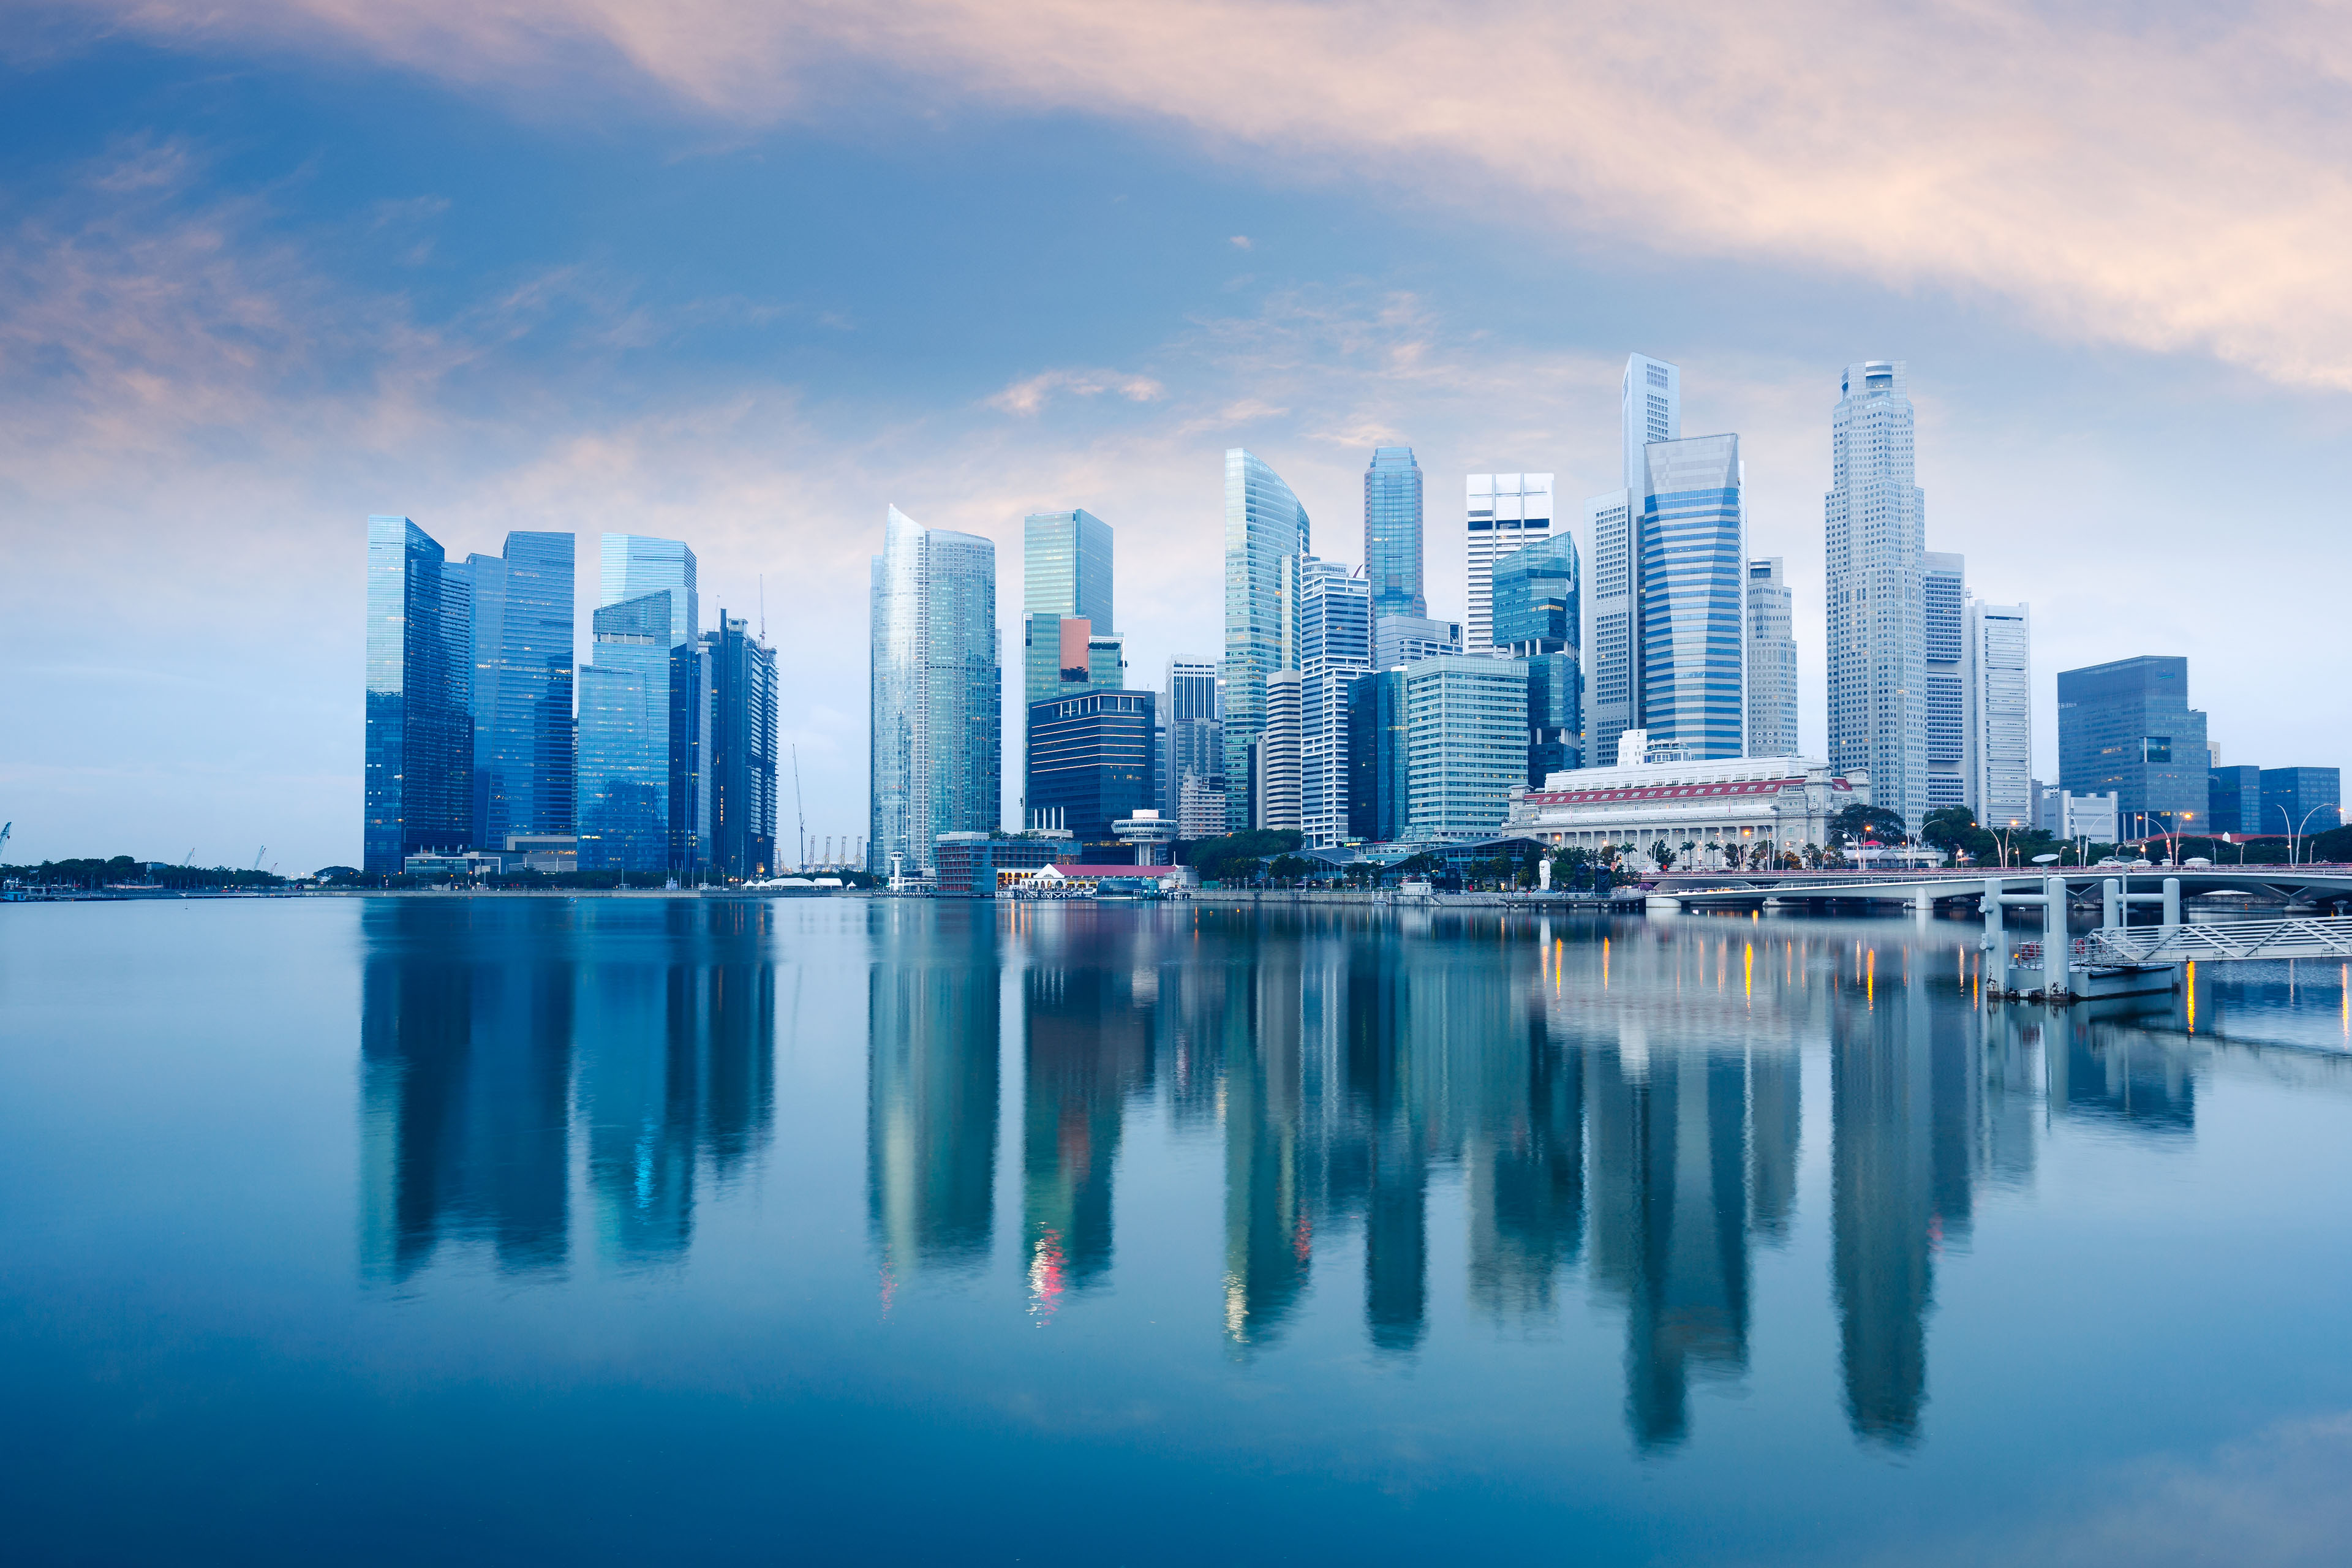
left=1640, top=435, right=1746, bottom=761
left=461, top=531, right=575, bottom=848
left=1026, top=690, right=1157, bottom=846
left=1491, top=532, right=1579, bottom=655
left=576, top=591, right=673, bottom=873
left=364, top=515, right=473, bottom=873
left=1222, top=449, right=1310, bottom=830
left=870, top=506, right=1001, bottom=877
left=1363, top=447, right=1425, bottom=619
left=599, top=533, right=707, bottom=873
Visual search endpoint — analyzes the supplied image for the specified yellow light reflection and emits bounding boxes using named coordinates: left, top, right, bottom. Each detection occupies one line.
left=1744, top=941, right=1753, bottom=1005
left=1867, top=948, right=1875, bottom=1007
left=2187, top=959, right=2196, bottom=1033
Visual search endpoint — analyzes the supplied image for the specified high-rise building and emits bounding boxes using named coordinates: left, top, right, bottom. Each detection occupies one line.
left=364, top=516, right=473, bottom=873
left=1373, top=614, right=1461, bottom=668
left=1363, top=446, right=1426, bottom=618
left=459, top=532, right=576, bottom=849
left=1825, top=360, right=1928, bottom=832
left=1026, top=690, right=1157, bottom=847
left=870, top=505, right=1001, bottom=878
left=1223, top=450, right=1310, bottom=829
left=1020, top=509, right=1115, bottom=779
left=1623, top=353, right=1682, bottom=491
left=1525, top=650, right=1582, bottom=785
left=1745, top=558, right=1798, bottom=756
left=1297, top=560, right=1373, bottom=847
left=1585, top=353, right=1691, bottom=769
left=706, top=613, right=778, bottom=879
left=2056, top=656, right=2209, bottom=840
left=599, top=533, right=708, bottom=873
left=2261, top=767, right=2342, bottom=837
left=1403, top=654, right=1529, bottom=840
left=1464, top=473, right=1553, bottom=654
left=1491, top=533, right=1579, bottom=657
left=1164, top=660, right=1223, bottom=833
left=1256, top=671, right=1303, bottom=832
left=2207, top=764, right=2263, bottom=835
left=1640, top=435, right=1746, bottom=761
left=1922, top=552, right=1967, bottom=810
left=1968, top=600, right=2032, bottom=829
left=577, top=590, right=674, bottom=873
left=1348, top=668, right=1408, bottom=844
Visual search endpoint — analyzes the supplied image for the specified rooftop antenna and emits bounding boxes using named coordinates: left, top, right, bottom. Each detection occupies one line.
left=791, top=744, right=806, bottom=872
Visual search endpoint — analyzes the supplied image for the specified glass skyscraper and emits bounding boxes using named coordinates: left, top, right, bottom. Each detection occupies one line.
left=364, top=515, right=472, bottom=873
left=1297, top=558, right=1371, bottom=848
left=1403, top=654, right=1530, bottom=840
left=1744, top=559, right=1798, bottom=756
left=2056, top=655, right=2209, bottom=837
left=600, top=533, right=697, bottom=648
left=1585, top=353, right=1688, bottom=770
left=1826, top=361, right=1928, bottom=831
left=1968, top=600, right=2033, bottom=828
left=870, top=505, right=1001, bottom=878
left=1463, top=473, right=1552, bottom=654
left=706, top=614, right=779, bottom=878
left=576, top=590, right=673, bottom=873
left=1640, top=434, right=1746, bottom=761
left=1363, top=446, right=1425, bottom=618
left=1491, top=532, right=1579, bottom=655
left=1021, top=510, right=1117, bottom=820
left=1222, top=450, right=1310, bottom=830
left=1026, top=689, right=1156, bottom=845
left=598, top=533, right=707, bottom=873
left=460, top=531, right=576, bottom=848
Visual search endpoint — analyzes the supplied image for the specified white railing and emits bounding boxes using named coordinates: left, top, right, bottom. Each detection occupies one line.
left=2084, top=918, right=2352, bottom=966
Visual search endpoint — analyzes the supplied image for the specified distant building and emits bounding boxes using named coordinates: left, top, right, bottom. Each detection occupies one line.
left=1504, top=751, right=1866, bottom=869
left=1027, top=690, right=1158, bottom=848
left=1969, top=600, right=2033, bottom=829
left=1492, top=532, right=1579, bottom=656
left=932, top=832, right=1076, bottom=897
left=2056, top=655, right=2209, bottom=839
left=2036, top=786, right=2118, bottom=843
left=1223, top=450, right=1311, bottom=829
left=1363, top=446, right=1426, bottom=619
left=1826, top=361, right=1929, bottom=833
left=1464, top=473, right=1554, bottom=654
left=1164, top=659, right=1223, bottom=830
left=1022, top=508, right=1116, bottom=816
left=1403, top=655, right=1529, bottom=841
left=1297, top=560, right=1371, bottom=848
left=706, top=614, right=778, bottom=880
left=1255, top=671, right=1303, bottom=832
left=1745, top=557, right=1798, bottom=757
left=2262, top=767, right=2342, bottom=837
left=870, top=505, right=1000, bottom=878
left=1923, top=552, right=1967, bottom=810
left=1373, top=613, right=1461, bottom=668
left=460, top=530, right=576, bottom=850
left=1347, top=668, right=1408, bottom=845
left=2207, top=764, right=2263, bottom=835
left=577, top=590, right=675, bottom=874
left=598, top=532, right=708, bottom=873
left=1585, top=354, right=1684, bottom=769
left=1526, top=650, right=1582, bottom=785
left=1177, top=775, right=1228, bottom=839
left=364, top=515, right=473, bottom=874
left=1640, top=434, right=1746, bottom=761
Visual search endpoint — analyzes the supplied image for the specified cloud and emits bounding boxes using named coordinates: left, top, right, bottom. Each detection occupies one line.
left=1228, top=235, right=1251, bottom=250
left=73, top=0, right=2352, bottom=390
left=985, top=367, right=1165, bottom=416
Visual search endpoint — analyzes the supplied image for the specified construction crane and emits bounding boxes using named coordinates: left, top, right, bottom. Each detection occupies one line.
left=791, top=745, right=807, bottom=872
left=252, top=846, right=266, bottom=872
left=183, top=847, right=195, bottom=867
left=1, top=822, right=10, bottom=860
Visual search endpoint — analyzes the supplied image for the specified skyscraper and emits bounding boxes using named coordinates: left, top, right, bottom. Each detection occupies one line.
left=2056, top=655, right=2208, bottom=839
left=459, top=532, right=576, bottom=848
left=1373, top=614, right=1462, bottom=668
left=1223, top=450, right=1310, bottom=829
left=1020, top=509, right=1117, bottom=755
left=1491, top=533, right=1579, bottom=656
left=1623, top=354, right=1682, bottom=491
left=1256, top=671, right=1303, bottom=832
left=706, top=613, right=778, bottom=879
left=600, top=533, right=708, bottom=873
left=1363, top=446, right=1425, bottom=618
left=1297, top=559, right=1372, bottom=847
left=1640, top=435, right=1746, bottom=761
left=1464, top=473, right=1553, bottom=654
left=364, top=515, right=473, bottom=873
left=1922, top=552, right=1967, bottom=810
left=1403, top=654, right=1529, bottom=840
left=1164, top=660, right=1223, bottom=835
left=576, top=590, right=674, bottom=873
left=600, top=533, right=697, bottom=648
left=870, top=505, right=1001, bottom=878
left=1028, top=689, right=1158, bottom=845
left=1585, top=353, right=1686, bottom=769
left=1745, top=559, right=1798, bottom=756
left=1968, top=600, right=2032, bottom=829
left=1825, top=361, right=1928, bottom=832
left=1348, top=668, right=1408, bottom=844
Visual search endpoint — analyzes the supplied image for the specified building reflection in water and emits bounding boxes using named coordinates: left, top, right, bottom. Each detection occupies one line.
left=868, top=905, right=1001, bottom=1280
left=359, top=899, right=775, bottom=1281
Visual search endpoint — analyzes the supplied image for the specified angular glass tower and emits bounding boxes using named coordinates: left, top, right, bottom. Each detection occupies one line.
left=1021, top=509, right=1116, bottom=819
left=1463, top=473, right=1553, bottom=654
left=1491, top=532, right=1579, bottom=655
left=1640, top=435, right=1746, bottom=761
left=599, top=533, right=707, bottom=873
left=1222, top=450, right=1310, bottom=830
left=1363, top=447, right=1425, bottom=619
left=364, top=515, right=473, bottom=873
left=706, top=614, right=779, bottom=879
left=600, top=534, right=698, bottom=648
left=576, top=590, right=674, bottom=873
left=2056, top=655, right=2208, bottom=837
left=870, top=506, right=1001, bottom=877
left=1586, top=353, right=1683, bottom=770
left=461, top=531, right=575, bottom=848
left=1825, top=361, right=1927, bottom=832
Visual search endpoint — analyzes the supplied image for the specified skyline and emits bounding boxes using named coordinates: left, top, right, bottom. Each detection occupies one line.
left=8, top=8, right=2352, bottom=869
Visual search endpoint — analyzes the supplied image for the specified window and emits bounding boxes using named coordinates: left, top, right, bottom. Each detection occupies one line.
left=2143, top=736, right=2172, bottom=763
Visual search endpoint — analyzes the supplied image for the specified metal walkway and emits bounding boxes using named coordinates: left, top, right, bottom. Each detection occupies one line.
left=2086, top=917, right=2352, bottom=965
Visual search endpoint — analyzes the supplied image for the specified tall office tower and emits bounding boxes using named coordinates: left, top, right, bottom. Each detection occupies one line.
left=1464, top=473, right=1554, bottom=654
left=1640, top=435, right=1746, bottom=761
left=1020, top=507, right=1115, bottom=715
left=1825, top=360, right=1928, bottom=833
left=1373, top=614, right=1461, bottom=668
left=1164, top=659, right=1223, bottom=831
left=870, top=505, right=1001, bottom=878
left=2207, top=764, right=2263, bottom=835
left=1027, top=690, right=1158, bottom=846
left=1363, top=446, right=1425, bottom=618
left=600, top=533, right=708, bottom=872
left=1297, top=559, right=1373, bottom=847
left=1347, top=668, right=1408, bottom=843
left=1745, top=559, right=1798, bottom=756
left=1623, top=354, right=1683, bottom=490
left=1223, top=450, right=1310, bottom=829
left=1256, top=671, right=1303, bottom=832
left=2262, top=767, right=2342, bottom=835
left=1491, top=533, right=1578, bottom=656
left=364, top=516, right=473, bottom=873
left=1403, top=654, right=1529, bottom=840
left=2056, top=655, right=2208, bottom=840
left=1967, top=600, right=2032, bottom=829
left=706, top=614, right=779, bottom=880
left=459, top=532, right=575, bottom=848
left=1525, top=652, right=1581, bottom=784
left=1583, top=488, right=1640, bottom=769
left=576, top=590, right=674, bottom=873
left=1921, top=552, right=1967, bottom=809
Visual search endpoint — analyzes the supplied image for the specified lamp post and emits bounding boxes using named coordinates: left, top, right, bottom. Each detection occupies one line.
left=2280, top=802, right=2331, bottom=866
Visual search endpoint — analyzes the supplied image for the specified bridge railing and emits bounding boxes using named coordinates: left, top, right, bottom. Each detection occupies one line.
left=2084, top=917, right=2352, bottom=966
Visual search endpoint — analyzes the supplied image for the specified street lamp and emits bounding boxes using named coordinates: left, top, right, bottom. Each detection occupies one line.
left=2280, top=802, right=2331, bottom=866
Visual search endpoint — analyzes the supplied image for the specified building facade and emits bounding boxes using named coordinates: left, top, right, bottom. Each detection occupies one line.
left=1825, top=360, right=1928, bottom=833
left=1363, top=446, right=1425, bottom=619
left=1347, top=668, right=1409, bottom=845
left=600, top=532, right=708, bottom=873
left=1585, top=486, right=1640, bottom=772
left=1969, top=600, right=2032, bottom=829
left=2263, top=767, right=2342, bottom=836
left=1373, top=614, right=1461, bottom=669
left=2207, top=764, right=2263, bottom=835
left=1745, top=557, right=1798, bottom=756
left=1492, top=532, right=1579, bottom=656
left=932, top=833, right=1077, bottom=895
left=1922, top=552, right=1967, bottom=809
left=364, top=515, right=473, bottom=873
left=1464, top=473, right=1554, bottom=654
left=1640, top=434, right=1746, bottom=761
left=1503, top=753, right=1866, bottom=869
left=576, top=590, right=674, bottom=873
left=1624, top=353, right=1682, bottom=494
left=1403, top=655, right=1529, bottom=841
left=1026, top=690, right=1158, bottom=848
left=2055, top=655, right=2209, bottom=839
left=1297, top=560, right=1372, bottom=847
left=1255, top=671, right=1303, bottom=833
left=1526, top=650, right=1582, bottom=785
left=870, top=506, right=1001, bottom=878
left=1164, top=659, right=1221, bottom=824
left=459, top=530, right=576, bottom=850
left=706, top=614, right=778, bottom=880
left=1223, top=450, right=1310, bottom=829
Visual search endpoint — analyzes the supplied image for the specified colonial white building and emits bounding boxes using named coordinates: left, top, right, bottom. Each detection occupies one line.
left=1504, top=739, right=1869, bottom=869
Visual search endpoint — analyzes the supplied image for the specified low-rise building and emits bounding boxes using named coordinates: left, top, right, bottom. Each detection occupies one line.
left=1503, top=750, right=1867, bottom=869
left=932, top=832, right=1076, bottom=897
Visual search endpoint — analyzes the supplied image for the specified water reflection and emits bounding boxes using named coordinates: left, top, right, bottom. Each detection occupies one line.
left=359, top=900, right=2280, bottom=1452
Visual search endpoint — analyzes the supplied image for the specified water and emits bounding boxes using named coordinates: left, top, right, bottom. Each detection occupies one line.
left=4, top=897, right=2352, bottom=1566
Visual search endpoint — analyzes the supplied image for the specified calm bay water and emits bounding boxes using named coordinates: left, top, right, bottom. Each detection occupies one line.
left=4, top=895, right=2352, bottom=1565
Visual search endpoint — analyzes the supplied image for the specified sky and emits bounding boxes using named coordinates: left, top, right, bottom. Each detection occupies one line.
left=4, top=1, right=2351, bottom=872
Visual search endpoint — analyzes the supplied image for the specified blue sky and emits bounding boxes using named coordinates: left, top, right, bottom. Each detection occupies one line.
left=4, top=2, right=2350, bottom=870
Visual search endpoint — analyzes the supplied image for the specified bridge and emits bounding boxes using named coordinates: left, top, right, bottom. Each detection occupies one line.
left=1649, top=865, right=2352, bottom=913
left=2084, top=916, right=2352, bottom=966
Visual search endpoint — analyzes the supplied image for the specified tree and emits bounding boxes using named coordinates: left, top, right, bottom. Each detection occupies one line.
left=1830, top=804, right=1908, bottom=847
left=1268, top=854, right=1314, bottom=883
left=1921, top=805, right=2000, bottom=867
left=1648, top=840, right=1675, bottom=871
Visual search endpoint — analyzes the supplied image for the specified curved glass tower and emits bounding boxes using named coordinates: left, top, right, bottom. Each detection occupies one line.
left=870, top=506, right=1001, bottom=878
left=1640, top=435, right=1746, bottom=761
left=1221, top=450, right=1310, bottom=831
left=1362, top=447, right=1424, bottom=619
